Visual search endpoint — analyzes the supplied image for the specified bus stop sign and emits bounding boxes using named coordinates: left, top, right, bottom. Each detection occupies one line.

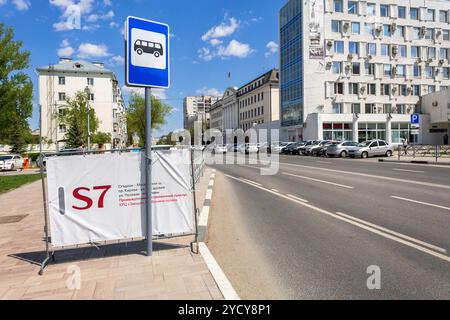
left=125, top=16, right=170, bottom=88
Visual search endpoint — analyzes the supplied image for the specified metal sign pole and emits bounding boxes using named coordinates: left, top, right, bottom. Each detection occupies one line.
left=145, top=88, right=153, bottom=257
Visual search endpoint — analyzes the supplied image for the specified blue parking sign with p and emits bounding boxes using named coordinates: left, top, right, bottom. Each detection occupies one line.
left=125, top=16, right=170, bottom=88
left=411, top=114, right=420, bottom=124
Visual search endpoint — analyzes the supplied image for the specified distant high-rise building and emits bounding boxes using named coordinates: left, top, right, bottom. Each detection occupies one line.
left=279, top=0, right=450, bottom=144
left=183, top=95, right=220, bottom=130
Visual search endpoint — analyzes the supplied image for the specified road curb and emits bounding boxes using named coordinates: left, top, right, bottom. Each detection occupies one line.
left=379, top=159, right=450, bottom=166
left=196, top=169, right=241, bottom=300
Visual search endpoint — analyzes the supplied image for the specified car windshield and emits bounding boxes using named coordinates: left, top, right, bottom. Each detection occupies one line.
left=0, top=156, right=13, bottom=161
left=358, top=141, right=372, bottom=147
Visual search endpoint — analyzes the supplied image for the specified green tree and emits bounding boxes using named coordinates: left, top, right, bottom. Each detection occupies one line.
left=126, top=93, right=172, bottom=147
left=59, top=92, right=99, bottom=148
left=0, top=23, right=33, bottom=146
left=91, top=132, right=112, bottom=146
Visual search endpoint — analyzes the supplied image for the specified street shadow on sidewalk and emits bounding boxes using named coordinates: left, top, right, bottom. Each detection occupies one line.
left=8, top=239, right=190, bottom=267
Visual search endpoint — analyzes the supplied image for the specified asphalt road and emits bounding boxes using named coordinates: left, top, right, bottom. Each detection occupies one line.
left=206, top=153, right=450, bottom=299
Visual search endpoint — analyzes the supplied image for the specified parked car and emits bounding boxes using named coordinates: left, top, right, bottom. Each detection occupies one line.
left=312, top=141, right=339, bottom=157
left=280, top=142, right=297, bottom=154
left=282, top=142, right=304, bottom=155
left=238, top=143, right=259, bottom=154
left=326, top=141, right=360, bottom=158
left=257, top=142, right=269, bottom=153
left=304, top=141, right=329, bottom=156
left=295, top=140, right=316, bottom=155
left=270, top=142, right=291, bottom=154
left=349, top=140, right=394, bottom=159
left=212, top=144, right=228, bottom=154
left=0, top=154, right=24, bottom=171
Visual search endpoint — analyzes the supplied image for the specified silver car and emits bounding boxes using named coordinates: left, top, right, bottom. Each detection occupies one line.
left=349, top=140, right=394, bottom=159
left=326, top=141, right=360, bottom=158
left=0, top=154, right=24, bottom=171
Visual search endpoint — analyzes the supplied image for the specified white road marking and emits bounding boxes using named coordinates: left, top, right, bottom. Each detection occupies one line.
left=391, top=196, right=450, bottom=211
left=334, top=212, right=447, bottom=254
left=199, top=206, right=210, bottom=227
left=271, top=189, right=279, bottom=192
left=392, top=168, right=425, bottom=173
left=198, top=242, right=240, bottom=300
left=241, top=178, right=263, bottom=187
left=287, top=194, right=309, bottom=203
left=316, top=161, right=332, bottom=164
left=280, top=162, right=450, bottom=190
left=283, top=172, right=354, bottom=189
left=224, top=174, right=450, bottom=263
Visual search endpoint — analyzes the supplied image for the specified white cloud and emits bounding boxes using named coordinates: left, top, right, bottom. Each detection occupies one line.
left=50, top=0, right=99, bottom=31
left=57, top=39, right=75, bottom=57
left=265, top=41, right=278, bottom=57
left=121, top=86, right=167, bottom=100
left=77, top=43, right=110, bottom=58
left=109, top=21, right=119, bottom=28
left=103, top=0, right=111, bottom=6
left=12, top=0, right=30, bottom=10
left=201, top=17, right=239, bottom=41
left=196, top=87, right=222, bottom=97
left=110, top=55, right=124, bottom=65
left=0, top=0, right=7, bottom=6
left=198, top=47, right=214, bottom=62
left=86, top=10, right=114, bottom=22
left=217, top=40, right=253, bottom=59
left=209, top=39, right=223, bottom=47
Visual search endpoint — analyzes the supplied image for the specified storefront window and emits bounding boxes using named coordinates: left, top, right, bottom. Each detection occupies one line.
left=391, top=123, right=410, bottom=143
left=323, top=123, right=353, bottom=141
left=358, top=123, right=387, bottom=142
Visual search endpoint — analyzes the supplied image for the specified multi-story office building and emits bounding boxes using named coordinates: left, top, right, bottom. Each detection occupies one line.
left=183, top=95, right=219, bottom=131
left=210, top=99, right=223, bottom=131
left=279, top=0, right=450, bottom=143
left=419, top=90, right=450, bottom=144
left=36, top=59, right=127, bottom=150
left=238, top=69, right=280, bottom=132
left=221, top=87, right=239, bottom=142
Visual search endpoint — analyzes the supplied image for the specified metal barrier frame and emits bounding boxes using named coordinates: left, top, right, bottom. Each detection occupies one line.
left=38, top=147, right=204, bottom=275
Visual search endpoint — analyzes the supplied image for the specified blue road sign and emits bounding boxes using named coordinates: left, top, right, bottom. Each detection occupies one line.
left=125, top=16, right=170, bottom=88
left=411, top=114, right=420, bottom=124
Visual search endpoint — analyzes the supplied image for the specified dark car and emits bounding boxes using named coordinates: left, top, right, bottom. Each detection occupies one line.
left=281, top=142, right=301, bottom=155
left=312, top=141, right=339, bottom=157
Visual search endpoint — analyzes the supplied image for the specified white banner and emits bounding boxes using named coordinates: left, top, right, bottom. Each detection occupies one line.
left=46, top=150, right=194, bottom=247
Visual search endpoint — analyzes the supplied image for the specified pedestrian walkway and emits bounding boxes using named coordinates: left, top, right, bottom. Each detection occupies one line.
left=0, top=168, right=223, bottom=300
left=380, top=155, right=450, bottom=165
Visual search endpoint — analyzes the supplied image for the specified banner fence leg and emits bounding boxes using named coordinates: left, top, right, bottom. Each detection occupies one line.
left=145, top=88, right=153, bottom=257
left=190, top=149, right=199, bottom=254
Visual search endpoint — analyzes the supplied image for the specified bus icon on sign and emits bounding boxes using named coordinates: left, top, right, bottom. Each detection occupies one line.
left=134, top=40, right=163, bottom=58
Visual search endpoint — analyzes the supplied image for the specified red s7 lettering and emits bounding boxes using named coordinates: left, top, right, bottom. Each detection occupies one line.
left=72, top=185, right=112, bottom=211
left=72, top=187, right=93, bottom=210
left=93, top=185, right=112, bottom=208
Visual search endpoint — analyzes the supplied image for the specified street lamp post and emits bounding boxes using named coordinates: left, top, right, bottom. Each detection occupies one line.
left=84, top=86, right=91, bottom=150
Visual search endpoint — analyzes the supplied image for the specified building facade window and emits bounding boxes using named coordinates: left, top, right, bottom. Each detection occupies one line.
left=87, top=78, right=94, bottom=86
left=352, top=62, right=360, bottom=75
left=323, top=123, right=353, bottom=141
left=349, top=83, right=358, bottom=94
left=332, top=61, right=342, bottom=74
left=367, top=3, right=376, bottom=16
left=348, top=1, right=358, bottom=14
left=380, top=4, right=389, bottom=17
left=367, top=43, right=377, bottom=56
left=412, top=27, right=420, bottom=39
left=334, top=41, right=344, bottom=54
left=332, top=20, right=341, bottom=33
left=383, top=24, right=392, bottom=37
left=367, top=83, right=376, bottom=95
left=414, top=64, right=421, bottom=77
left=332, top=103, right=343, bottom=113
left=358, top=123, right=386, bottom=142
left=440, top=10, right=448, bottom=23
left=427, top=9, right=435, bottom=22
left=58, top=92, right=66, bottom=101
left=411, top=46, right=420, bottom=58
left=351, top=103, right=361, bottom=114
left=352, top=22, right=360, bottom=34
left=58, top=76, right=65, bottom=85
left=399, top=45, right=407, bottom=57
left=391, top=123, right=410, bottom=143
left=444, top=30, right=450, bottom=41
left=398, top=6, right=406, bottom=19
left=334, top=0, right=343, bottom=13
left=349, top=41, right=359, bottom=55
left=410, top=8, right=419, bottom=20
left=365, top=23, right=374, bottom=36
left=381, top=44, right=389, bottom=56
left=365, top=63, right=375, bottom=75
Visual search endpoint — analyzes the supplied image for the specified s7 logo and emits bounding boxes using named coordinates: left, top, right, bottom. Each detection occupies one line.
left=72, top=185, right=112, bottom=211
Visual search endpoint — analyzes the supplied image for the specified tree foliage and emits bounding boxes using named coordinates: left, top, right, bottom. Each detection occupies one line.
left=126, top=93, right=172, bottom=147
left=0, top=23, right=33, bottom=146
left=59, top=92, right=99, bottom=148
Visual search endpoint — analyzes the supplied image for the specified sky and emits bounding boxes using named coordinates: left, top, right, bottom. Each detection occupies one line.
left=0, top=0, right=285, bottom=136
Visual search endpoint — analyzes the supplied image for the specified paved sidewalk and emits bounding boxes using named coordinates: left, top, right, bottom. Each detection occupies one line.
left=380, top=155, right=450, bottom=165
left=0, top=167, right=223, bottom=300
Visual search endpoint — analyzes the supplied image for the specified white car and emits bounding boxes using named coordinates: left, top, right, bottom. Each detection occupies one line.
left=239, top=143, right=259, bottom=154
left=212, top=145, right=228, bottom=154
left=0, top=155, right=24, bottom=171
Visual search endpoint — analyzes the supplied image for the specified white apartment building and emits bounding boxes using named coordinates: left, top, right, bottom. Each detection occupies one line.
left=36, top=59, right=127, bottom=150
left=280, top=0, right=450, bottom=144
left=183, top=95, right=219, bottom=130
left=238, top=69, right=280, bottom=132
left=221, top=87, right=240, bottom=143
left=419, top=90, right=450, bottom=144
